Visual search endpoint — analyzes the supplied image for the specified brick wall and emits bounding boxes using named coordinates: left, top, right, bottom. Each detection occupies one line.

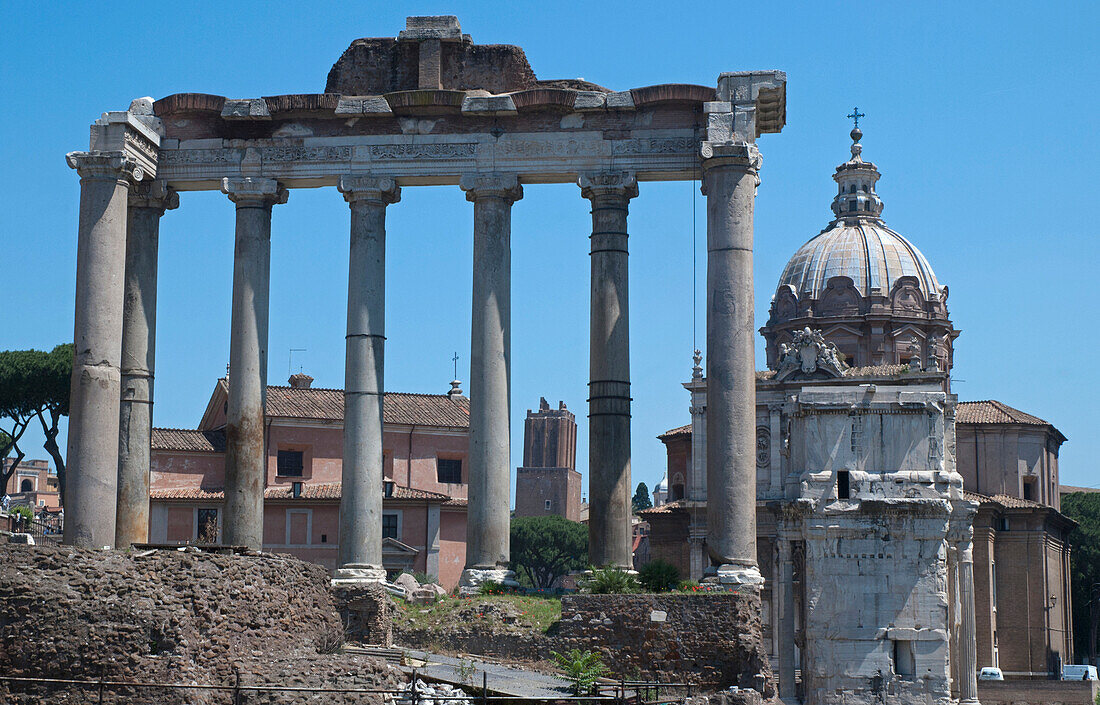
left=557, top=593, right=774, bottom=695
left=978, top=679, right=1097, bottom=705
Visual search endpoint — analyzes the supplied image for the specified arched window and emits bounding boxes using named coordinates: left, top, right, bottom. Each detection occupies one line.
left=20, top=479, right=33, bottom=493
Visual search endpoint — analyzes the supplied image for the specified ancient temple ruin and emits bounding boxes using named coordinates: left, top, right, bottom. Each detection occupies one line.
left=63, top=16, right=785, bottom=592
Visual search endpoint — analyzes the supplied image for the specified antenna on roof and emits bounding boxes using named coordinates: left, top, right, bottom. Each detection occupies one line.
left=289, top=348, right=306, bottom=377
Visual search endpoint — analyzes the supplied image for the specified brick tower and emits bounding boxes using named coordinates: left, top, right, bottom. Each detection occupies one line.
left=515, top=398, right=582, bottom=521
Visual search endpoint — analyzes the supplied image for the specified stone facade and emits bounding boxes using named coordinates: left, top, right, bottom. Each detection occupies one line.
left=515, top=398, right=582, bottom=521
left=557, top=593, right=774, bottom=694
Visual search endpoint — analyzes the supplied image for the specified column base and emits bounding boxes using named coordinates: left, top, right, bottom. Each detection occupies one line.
left=703, top=564, right=765, bottom=587
left=331, top=564, right=387, bottom=586
left=959, top=698, right=980, bottom=705
left=458, top=567, right=520, bottom=596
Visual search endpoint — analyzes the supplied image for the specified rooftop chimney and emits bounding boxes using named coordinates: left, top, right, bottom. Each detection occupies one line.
left=289, top=373, right=313, bottom=389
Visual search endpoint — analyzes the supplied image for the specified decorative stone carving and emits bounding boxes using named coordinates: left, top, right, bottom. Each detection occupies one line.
left=578, top=170, right=638, bottom=200
left=221, top=177, right=289, bottom=206
left=338, top=175, right=401, bottom=205
left=66, top=151, right=144, bottom=183
left=775, top=327, right=847, bottom=380
left=128, top=179, right=178, bottom=213
left=756, top=427, right=771, bottom=468
left=459, top=173, right=522, bottom=203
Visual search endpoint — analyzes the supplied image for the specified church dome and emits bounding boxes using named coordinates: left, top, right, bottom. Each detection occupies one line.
left=761, top=119, right=957, bottom=372
left=777, top=219, right=943, bottom=301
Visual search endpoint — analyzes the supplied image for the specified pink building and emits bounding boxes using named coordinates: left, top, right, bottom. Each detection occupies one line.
left=3, top=458, right=61, bottom=510
left=149, top=374, right=470, bottom=591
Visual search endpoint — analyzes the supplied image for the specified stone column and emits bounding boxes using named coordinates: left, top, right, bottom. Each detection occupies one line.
left=580, top=171, right=637, bottom=570
left=957, top=535, right=980, bottom=704
left=221, top=177, right=288, bottom=549
left=116, top=179, right=178, bottom=548
left=777, top=531, right=797, bottom=698
left=459, top=173, right=522, bottom=591
left=333, top=176, right=400, bottom=584
left=702, top=142, right=763, bottom=585
left=63, top=151, right=139, bottom=548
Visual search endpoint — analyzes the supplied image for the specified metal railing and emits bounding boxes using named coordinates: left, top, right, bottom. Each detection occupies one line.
left=5, top=513, right=61, bottom=544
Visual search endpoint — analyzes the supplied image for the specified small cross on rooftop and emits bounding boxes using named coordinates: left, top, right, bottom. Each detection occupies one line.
left=847, top=107, right=865, bottom=129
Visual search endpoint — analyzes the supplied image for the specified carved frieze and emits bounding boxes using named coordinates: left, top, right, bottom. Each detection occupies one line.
left=370, top=143, right=476, bottom=159
left=264, top=146, right=352, bottom=162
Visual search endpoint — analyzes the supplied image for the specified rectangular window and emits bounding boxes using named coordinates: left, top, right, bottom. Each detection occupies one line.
left=545, top=499, right=552, bottom=511
left=837, top=471, right=851, bottom=499
left=437, top=458, right=463, bottom=484
left=893, top=640, right=915, bottom=677
left=277, top=450, right=304, bottom=477
left=196, top=508, right=219, bottom=543
left=382, top=514, right=399, bottom=539
left=1022, top=477, right=1036, bottom=501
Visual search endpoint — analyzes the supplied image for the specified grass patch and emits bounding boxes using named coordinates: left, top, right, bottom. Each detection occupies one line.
left=392, top=593, right=562, bottom=634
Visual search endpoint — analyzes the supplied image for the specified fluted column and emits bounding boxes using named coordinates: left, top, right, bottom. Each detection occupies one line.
left=334, top=175, right=400, bottom=583
left=958, top=534, right=980, bottom=704
left=459, top=173, right=522, bottom=591
left=702, top=142, right=763, bottom=585
left=63, top=151, right=140, bottom=548
left=580, top=171, right=637, bottom=570
left=221, top=177, right=288, bottom=549
left=116, top=179, right=178, bottom=548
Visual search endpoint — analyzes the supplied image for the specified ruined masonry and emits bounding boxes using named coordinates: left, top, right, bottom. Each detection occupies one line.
left=63, top=15, right=785, bottom=592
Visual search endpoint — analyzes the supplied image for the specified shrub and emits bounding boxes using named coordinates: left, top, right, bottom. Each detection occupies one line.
left=9, top=505, right=33, bottom=523
left=478, top=580, right=507, bottom=596
left=552, top=649, right=608, bottom=695
left=581, top=566, right=639, bottom=594
left=638, top=560, right=680, bottom=593
left=413, top=572, right=439, bottom=586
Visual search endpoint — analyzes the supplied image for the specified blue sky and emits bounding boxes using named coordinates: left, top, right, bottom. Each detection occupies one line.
left=2, top=1, right=1097, bottom=495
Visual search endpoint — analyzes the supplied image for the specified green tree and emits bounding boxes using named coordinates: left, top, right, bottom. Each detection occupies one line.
left=510, top=515, right=588, bottom=589
left=632, top=481, right=652, bottom=513
left=1061, top=492, right=1100, bottom=665
left=0, top=345, right=72, bottom=502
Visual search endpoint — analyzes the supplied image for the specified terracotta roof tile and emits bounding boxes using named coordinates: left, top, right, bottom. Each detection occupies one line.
left=265, top=386, right=470, bottom=427
left=963, top=490, right=1047, bottom=510
left=152, top=428, right=226, bottom=453
left=150, top=482, right=453, bottom=502
left=638, top=500, right=684, bottom=515
left=956, top=400, right=1049, bottom=426
left=658, top=424, right=691, bottom=441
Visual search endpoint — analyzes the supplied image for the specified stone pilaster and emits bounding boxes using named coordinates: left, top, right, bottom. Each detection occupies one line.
left=221, top=177, right=288, bottom=550
left=116, top=179, right=178, bottom=548
left=579, top=171, right=637, bottom=570
left=64, top=151, right=142, bottom=548
left=334, top=175, right=400, bottom=584
left=701, top=140, right=763, bottom=585
left=777, top=525, right=797, bottom=699
left=459, top=173, right=522, bottom=592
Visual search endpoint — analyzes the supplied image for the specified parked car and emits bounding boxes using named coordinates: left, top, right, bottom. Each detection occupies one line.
left=978, top=667, right=1004, bottom=681
left=1061, top=665, right=1098, bottom=681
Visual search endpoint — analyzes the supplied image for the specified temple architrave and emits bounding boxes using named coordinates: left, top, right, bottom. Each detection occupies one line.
left=62, top=16, right=786, bottom=593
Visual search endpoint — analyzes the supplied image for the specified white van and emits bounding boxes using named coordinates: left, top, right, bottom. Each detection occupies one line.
left=1061, top=664, right=1098, bottom=681
left=978, top=667, right=1004, bottom=681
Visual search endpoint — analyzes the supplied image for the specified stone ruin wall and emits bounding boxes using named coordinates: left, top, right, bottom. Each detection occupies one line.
left=557, top=593, right=775, bottom=696
left=0, top=544, right=399, bottom=704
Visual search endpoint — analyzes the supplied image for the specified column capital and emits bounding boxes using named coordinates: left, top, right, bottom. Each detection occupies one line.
left=338, top=175, right=401, bottom=206
left=221, top=177, right=289, bottom=207
left=128, top=179, right=179, bottom=213
left=66, top=150, right=145, bottom=183
left=459, top=173, right=522, bottom=204
left=578, top=171, right=638, bottom=201
left=699, top=141, right=762, bottom=184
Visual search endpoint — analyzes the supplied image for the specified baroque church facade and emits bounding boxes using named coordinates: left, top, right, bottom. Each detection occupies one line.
left=644, top=127, right=1074, bottom=704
